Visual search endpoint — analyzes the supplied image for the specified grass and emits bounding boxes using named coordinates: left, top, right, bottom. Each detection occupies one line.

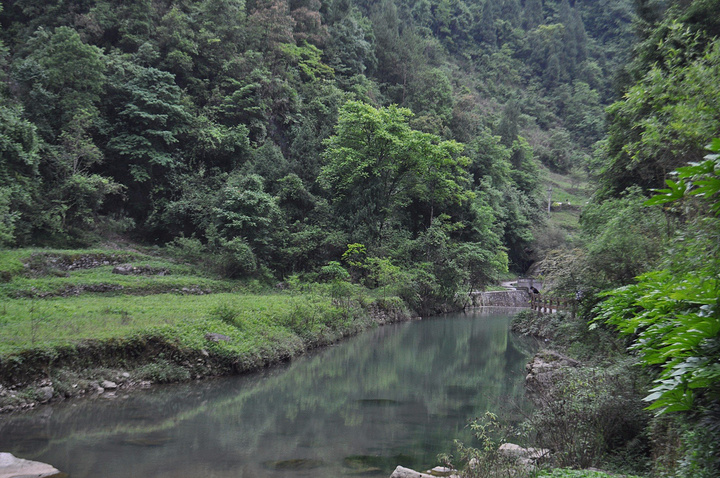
left=0, top=246, right=407, bottom=400
left=0, top=248, right=238, bottom=298
left=544, top=169, right=592, bottom=206
left=540, top=167, right=594, bottom=237
left=0, top=293, right=295, bottom=353
left=1, top=267, right=239, bottom=298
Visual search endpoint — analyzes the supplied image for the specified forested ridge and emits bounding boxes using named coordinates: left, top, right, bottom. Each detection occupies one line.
left=1, top=0, right=720, bottom=474
left=0, top=0, right=632, bottom=298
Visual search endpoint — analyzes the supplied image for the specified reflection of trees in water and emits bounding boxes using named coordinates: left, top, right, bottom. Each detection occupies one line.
left=0, top=310, right=533, bottom=477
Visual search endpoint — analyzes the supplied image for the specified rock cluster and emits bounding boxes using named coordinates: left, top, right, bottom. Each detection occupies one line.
left=173, top=286, right=212, bottom=295
left=112, top=264, right=169, bottom=276
left=17, top=283, right=126, bottom=298
left=0, top=373, right=149, bottom=414
left=25, top=253, right=130, bottom=274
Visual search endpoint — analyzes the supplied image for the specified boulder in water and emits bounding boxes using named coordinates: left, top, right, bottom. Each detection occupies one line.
left=0, top=452, right=67, bottom=478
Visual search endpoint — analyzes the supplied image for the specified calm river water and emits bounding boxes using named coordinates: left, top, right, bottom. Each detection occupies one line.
left=0, top=308, right=534, bottom=478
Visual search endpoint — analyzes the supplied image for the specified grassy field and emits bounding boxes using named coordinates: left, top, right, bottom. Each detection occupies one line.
left=0, top=247, right=407, bottom=409
left=540, top=167, right=593, bottom=236
left=0, top=292, right=325, bottom=354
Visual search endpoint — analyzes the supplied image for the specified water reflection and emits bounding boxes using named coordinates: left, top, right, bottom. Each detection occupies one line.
left=0, top=308, right=534, bottom=478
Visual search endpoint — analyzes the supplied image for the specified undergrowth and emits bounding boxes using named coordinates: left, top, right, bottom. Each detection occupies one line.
left=507, top=309, right=654, bottom=476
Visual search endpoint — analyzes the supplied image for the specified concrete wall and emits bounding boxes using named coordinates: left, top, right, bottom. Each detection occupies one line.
left=471, top=290, right=530, bottom=307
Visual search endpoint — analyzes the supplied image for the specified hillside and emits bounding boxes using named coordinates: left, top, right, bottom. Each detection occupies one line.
left=0, top=0, right=635, bottom=287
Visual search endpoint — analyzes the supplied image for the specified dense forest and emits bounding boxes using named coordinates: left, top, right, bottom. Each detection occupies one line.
left=1, top=0, right=719, bottom=475
left=0, top=0, right=634, bottom=303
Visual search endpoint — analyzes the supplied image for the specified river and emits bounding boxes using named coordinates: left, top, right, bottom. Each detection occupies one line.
left=0, top=307, right=534, bottom=477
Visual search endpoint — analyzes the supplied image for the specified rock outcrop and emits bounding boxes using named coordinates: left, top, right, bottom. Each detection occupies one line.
left=525, top=349, right=580, bottom=403
left=0, top=453, right=66, bottom=478
left=112, top=264, right=169, bottom=276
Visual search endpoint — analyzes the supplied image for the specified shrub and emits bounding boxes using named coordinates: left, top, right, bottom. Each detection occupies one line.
left=438, top=412, right=530, bottom=478
left=134, top=359, right=191, bottom=383
left=217, top=237, right=258, bottom=278
left=511, top=310, right=562, bottom=339
left=526, top=362, right=650, bottom=471
left=166, top=236, right=207, bottom=264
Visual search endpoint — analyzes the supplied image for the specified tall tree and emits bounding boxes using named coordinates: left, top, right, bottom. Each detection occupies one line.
left=320, top=100, right=471, bottom=244
left=102, top=54, right=191, bottom=223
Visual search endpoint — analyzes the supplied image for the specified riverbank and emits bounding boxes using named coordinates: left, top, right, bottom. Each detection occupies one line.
left=0, top=248, right=414, bottom=413
left=506, top=310, right=653, bottom=476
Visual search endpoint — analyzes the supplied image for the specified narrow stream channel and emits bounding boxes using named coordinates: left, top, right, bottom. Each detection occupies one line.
left=0, top=307, right=535, bottom=477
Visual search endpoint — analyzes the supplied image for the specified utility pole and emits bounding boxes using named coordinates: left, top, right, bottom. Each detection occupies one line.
left=547, top=186, right=553, bottom=214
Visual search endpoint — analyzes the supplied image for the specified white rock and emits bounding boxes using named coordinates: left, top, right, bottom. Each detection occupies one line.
left=101, top=380, right=118, bottom=390
left=0, top=452, right=66, bottom=478
left=428, top=466, right=456, bottom=476
left=390, top=465, right=436, bottom=478
left=498, top=443, right=526, bottom=459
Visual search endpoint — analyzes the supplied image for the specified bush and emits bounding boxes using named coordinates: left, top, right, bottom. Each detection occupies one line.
left=217, top=237, right=258, bottom=278
left=526, top=362, right=650, bottom=471
left=438, top=412, right=531, bottom=478
left=166, top=236, right=207, bottom=264
left=511, top=310, right=562, bottom=339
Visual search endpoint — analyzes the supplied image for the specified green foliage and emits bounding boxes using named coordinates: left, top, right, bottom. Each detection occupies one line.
left=319, top=261, right=350, bottom=283
left=104, top=55, right=191, bottom=184
left=511, top=309, right=563, bottom=340
left=438, top=412, right=529, bottom=478
left=13, top=26, right=105, bottom=136
left=645, top=137, right=720, bottom=215
left=595, top=140, right=720, bottom=416
left=597, top=268, right=719, bottom=415
left=600, top=31, right=720, bottom=196
left=209, top=301, right=241, bottom=327
left=135, top=359, right=191, bottom=383
left=527, top=363, right=650, bottom=470
left=321, top=100, right=473, bottom=247
left=0, top=100, right=40, bottom=245
left=0, top=0, right=627, bottom=292
left=580, top=187, right=667, bottom=286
